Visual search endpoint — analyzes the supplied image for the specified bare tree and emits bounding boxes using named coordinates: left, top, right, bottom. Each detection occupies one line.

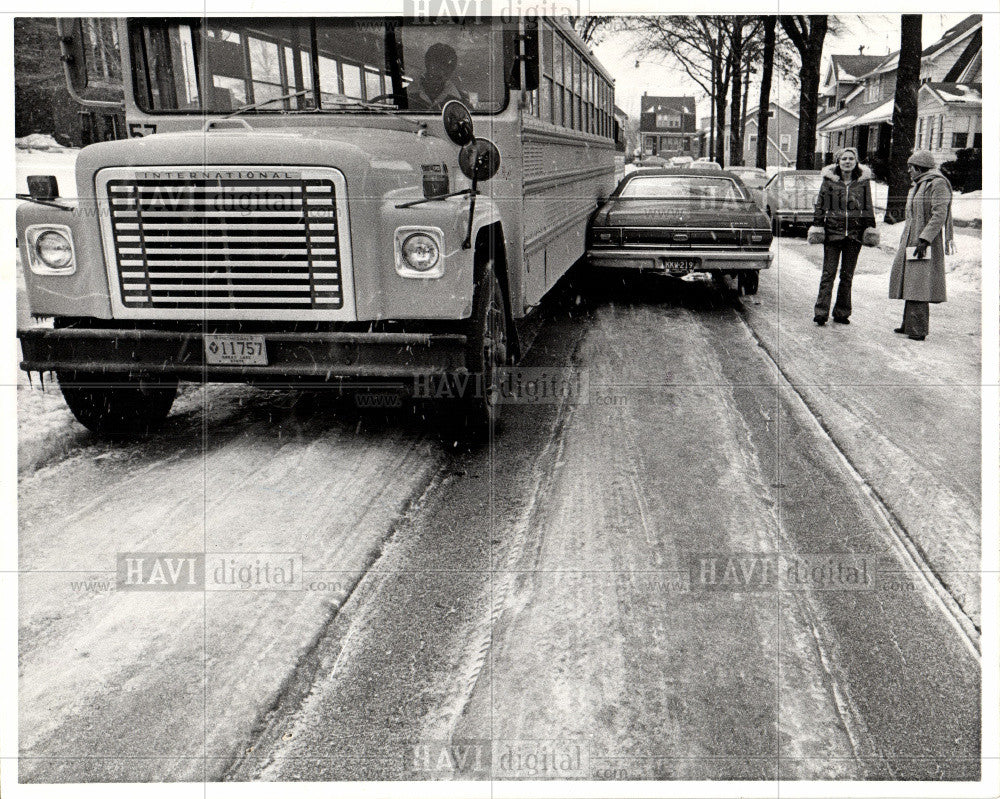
left=755, top=17, right=776, bottom=169
left=727, top=19, right=746, bottom=166
left=569, top=17, right=615, bottom=45
left=622, top=16, right=735, bottom=165
left=884, top=15, right=922, bottom=223
left=780, top=15, right=829, bottom=169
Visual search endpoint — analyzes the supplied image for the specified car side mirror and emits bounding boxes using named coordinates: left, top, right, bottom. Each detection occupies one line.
left=596, top=196, right=607, bottom=206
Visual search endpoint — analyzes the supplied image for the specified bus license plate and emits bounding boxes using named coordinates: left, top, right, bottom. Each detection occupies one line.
left=660, top=258, right=699, bottom=272
left=204, top=334, right=268, bottom=366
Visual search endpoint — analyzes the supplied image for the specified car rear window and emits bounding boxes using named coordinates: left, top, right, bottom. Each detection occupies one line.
left=619, top=175, right=746, bottom=201
left=778, top=175, right=823, bottom=193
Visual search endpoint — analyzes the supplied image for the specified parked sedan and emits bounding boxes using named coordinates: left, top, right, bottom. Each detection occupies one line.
left=726, top=166, right=769, bottom=209
left=761, top=169, right=824, bottom=235
left=587, top=168, right=773, bottom=295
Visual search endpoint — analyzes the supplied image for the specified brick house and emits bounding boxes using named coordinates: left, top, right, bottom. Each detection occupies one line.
left=816, top=14, right=982, bottom=171
left=638, top=94, right=698, bottom=159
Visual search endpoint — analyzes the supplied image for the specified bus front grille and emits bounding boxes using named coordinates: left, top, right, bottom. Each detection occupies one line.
left=104, top=174, right=343, bottom=314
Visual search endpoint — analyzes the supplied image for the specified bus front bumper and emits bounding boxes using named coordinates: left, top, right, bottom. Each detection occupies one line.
left=587, top=248, right=772, bottom=273
left=17, top=327, right=469, bottom=384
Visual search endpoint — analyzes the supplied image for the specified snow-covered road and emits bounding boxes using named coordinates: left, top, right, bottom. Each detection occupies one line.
left=15, top=229, right=982, bottom=782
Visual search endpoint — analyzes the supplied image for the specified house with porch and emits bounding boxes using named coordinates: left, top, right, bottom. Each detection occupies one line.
left=816, top=14, right=982, bottom=172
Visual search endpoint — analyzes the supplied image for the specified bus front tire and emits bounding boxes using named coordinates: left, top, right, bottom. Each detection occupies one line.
left=447, top=262, right=508, bottom=445
left=58, top=370, right=178, bottom=437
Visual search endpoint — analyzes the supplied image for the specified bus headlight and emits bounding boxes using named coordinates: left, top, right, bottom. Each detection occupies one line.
left=26, top=225, right=77, bottom=274
left=394, top=227, right=445, bottom=278
left=402, top=233, right=440, bottom=271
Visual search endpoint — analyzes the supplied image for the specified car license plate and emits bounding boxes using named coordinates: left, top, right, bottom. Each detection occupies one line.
left=660, top=258, right=699, bottom=272
left=204, top=334, right=268, bottom=366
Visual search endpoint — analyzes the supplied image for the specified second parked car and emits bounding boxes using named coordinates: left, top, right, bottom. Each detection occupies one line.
left=761, top=169, right=824, bottom=235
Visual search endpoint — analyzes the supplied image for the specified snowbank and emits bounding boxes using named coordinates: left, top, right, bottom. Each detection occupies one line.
left=16, top=133, right=72, bottom=152
left=952, top=190, right=981, bottom=225
left=863, top=220, right=981, bottom=290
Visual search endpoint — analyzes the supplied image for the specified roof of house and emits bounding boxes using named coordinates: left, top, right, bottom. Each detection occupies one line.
left=640, top=95, right=697, bottom=116
left=920, top=82, right=983, bottom=106
left=830, top=54, right=886, bottom=82
left=743, top=101, right=799, bottom=124
left=855, top=14, right=982, bottom=80
left=922, top=14, right=981, bottom=58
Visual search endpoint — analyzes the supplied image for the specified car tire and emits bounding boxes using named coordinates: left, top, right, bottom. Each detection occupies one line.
left=738, top=270, right=759, bottom=296
left=58, top=370, right=178, bottom=437
left=769, top=210, right=780, bottom=237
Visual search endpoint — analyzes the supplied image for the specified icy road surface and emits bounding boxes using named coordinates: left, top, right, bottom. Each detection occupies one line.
left=17, top=236, right=981, bottom=783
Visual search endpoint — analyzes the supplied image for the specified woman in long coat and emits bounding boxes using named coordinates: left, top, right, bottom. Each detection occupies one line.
left=888, top=150, right=955, bottom=340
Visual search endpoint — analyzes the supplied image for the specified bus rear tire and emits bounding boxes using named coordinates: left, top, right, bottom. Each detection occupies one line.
left=58, top=370, right=178, bottom=437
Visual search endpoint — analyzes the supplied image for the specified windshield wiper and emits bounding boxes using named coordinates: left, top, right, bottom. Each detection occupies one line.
left=318, top=93, right=401, bottom=113
left=225, top=89, right=313, bottom=118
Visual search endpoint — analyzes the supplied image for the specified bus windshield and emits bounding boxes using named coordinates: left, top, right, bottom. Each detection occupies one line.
left=129, top=18, right=508, bottom=115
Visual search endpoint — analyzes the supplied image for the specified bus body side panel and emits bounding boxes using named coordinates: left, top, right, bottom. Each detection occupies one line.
left=521, top=120, right=616, bottom=306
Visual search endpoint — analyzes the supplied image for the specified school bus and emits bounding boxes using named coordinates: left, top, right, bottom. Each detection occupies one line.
left=17, top=16, right=618, bottom=438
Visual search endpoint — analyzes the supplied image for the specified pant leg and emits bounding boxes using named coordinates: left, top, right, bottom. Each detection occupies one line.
left=904, top=300, right=929, bottom=337
left=814, top=240, right=842, bottom=319
left=832, top=238, right=863, bottom=320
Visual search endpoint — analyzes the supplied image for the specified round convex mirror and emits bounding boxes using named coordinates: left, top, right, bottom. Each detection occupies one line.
left=458, top=138, right=501, bottom=182
left=442, top=100, right=474, bottom=146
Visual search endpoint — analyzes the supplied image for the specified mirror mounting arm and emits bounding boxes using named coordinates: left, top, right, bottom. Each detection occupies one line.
left=462, top=179, right=479, bottom=250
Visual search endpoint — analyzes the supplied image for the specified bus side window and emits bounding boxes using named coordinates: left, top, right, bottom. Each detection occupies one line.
left=541, top=23, right=554, bottom=125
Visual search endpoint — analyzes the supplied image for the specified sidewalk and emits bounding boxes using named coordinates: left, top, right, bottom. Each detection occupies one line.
left=743, top=237, right=982, bottom=627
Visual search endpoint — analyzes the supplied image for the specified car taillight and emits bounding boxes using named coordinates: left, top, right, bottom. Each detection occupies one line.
left=743, top=229, right=772, bottom=247
left=590, top=228, right=621, bottom=246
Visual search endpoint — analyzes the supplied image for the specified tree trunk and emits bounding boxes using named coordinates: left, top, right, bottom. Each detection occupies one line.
left=709, top=66, right=716, bottom=158
left=713, top=30, right=730, bottom=164
left=740, top=61, right=750, bottom=149
left=884, top=14, right=922, bottom=224
left=728, top=23, right=745, bottom=166
left=781, top=15, right=828, bottom=169
left=756, top=17, right=775, bottom=169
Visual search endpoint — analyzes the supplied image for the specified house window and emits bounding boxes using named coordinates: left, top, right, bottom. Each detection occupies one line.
left=779, top=134, right=791, bottom=153
left=656, top=113, right=681, bottom=129
left=951, top=132, right=967, bottom=149
left=926, top=117, right=934, bottom=150
left=936, top=115, right=944, bottom=149
left=916, top=117, right=924, bottom=148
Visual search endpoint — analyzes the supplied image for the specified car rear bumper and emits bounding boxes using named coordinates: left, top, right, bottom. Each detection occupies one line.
left=773, top=211, right=814, bottom=225
left=587, top=248, right=772, bottom=272
left=17, top=327, right=468, bottom=383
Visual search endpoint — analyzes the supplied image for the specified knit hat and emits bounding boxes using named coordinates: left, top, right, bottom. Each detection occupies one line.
left=907, top=150, right=936, bottom=169
left=834, top=147, right=859, bottom=162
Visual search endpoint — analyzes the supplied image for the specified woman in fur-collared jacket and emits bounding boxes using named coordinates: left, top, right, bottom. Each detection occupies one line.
left=809, top=147, right=876, bottom=325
